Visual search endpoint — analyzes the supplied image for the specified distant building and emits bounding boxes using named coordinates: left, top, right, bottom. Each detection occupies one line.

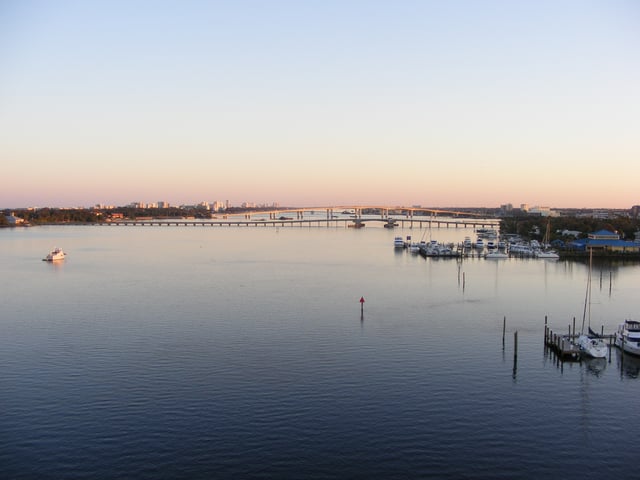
left=527, top=206, right=559, bottom=217
left=569, top=229, right=640, bottom=254
left=588, top=230, right=620, bottom=240
left=211, top=201, right=225, bottom=212
left=500, top=203, right=513, bottom=212
left=559, top=229, right=581, bottom=238
left=6, top=214, right=25, bottom=225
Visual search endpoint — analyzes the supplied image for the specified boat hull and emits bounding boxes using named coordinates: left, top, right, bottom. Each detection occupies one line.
left=615, top=335, right=640, bottom=356
left=44, top=248, right=66, bottom=261
left=615, top=321, right=640, bottom=356
left=577, top=334, right=608, bottom=358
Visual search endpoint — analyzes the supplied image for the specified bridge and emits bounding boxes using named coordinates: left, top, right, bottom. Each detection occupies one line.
left=103, top=205, right=500, bottom=230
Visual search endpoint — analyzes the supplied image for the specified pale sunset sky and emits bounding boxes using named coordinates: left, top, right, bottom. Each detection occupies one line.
left=1, top=1, right=638, bottom=209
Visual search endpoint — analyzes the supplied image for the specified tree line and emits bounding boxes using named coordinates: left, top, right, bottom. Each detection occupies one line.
left=499, top=215, right=640, bottom=242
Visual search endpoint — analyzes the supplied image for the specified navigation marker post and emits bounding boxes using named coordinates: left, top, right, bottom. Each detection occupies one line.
left=360, top=296, right=365, bottom=320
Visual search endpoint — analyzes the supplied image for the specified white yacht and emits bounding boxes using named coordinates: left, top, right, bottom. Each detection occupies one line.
left=615, top=320, right=640, bottom=356
left=393, top=237, right=405, bottom=248
left=44, top=247, right=66, bottom=261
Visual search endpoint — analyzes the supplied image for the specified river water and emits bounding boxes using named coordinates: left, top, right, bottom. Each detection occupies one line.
left=1, top=224, right=639, bottom=479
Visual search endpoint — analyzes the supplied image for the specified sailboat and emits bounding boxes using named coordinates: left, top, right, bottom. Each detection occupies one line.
left=535, top=220, right=559, bottom=259
left=576, top=249, right=608, bottom=358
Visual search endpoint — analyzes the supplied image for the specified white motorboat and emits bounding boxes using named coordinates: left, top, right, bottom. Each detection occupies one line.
left=509, top=243, right=535, bottom=257
left=485, top=251, right=508, bottom=259
left=476, top=228, right=497, bottom=239
left=44, top=247, right=66, bottom=261
left=474, top=238, right=484, bottom=249
left=418, top=241, right=461, bottom=258
left=535, top=250, right=559, bottom=259
left=615, top=320, right=640, bottom=356
left=393, top=237, right=405, bottom=248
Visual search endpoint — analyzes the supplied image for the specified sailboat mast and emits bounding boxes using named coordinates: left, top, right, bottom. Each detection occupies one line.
left=587, top=248, right=592, bottom=330
left=580, top=248, right=593, bottom=335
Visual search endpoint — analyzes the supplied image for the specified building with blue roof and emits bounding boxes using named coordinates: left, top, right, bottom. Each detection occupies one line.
left=568, top=229, right=640, bottom=254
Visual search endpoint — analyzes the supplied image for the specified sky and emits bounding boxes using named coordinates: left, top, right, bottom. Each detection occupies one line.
left=1, top=0, right=639, bottom=209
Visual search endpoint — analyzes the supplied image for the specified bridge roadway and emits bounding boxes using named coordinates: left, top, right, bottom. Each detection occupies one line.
left=103, top=205, right=500, bottom=229
left=103, top=218, right=499, bottom=228
left=237, top=205, right=495, bottom=220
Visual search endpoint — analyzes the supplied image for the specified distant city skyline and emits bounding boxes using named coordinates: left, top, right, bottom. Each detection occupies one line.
left=1, top=1, right=638, bottom=209
left=4, top=199, right=638, bottom=213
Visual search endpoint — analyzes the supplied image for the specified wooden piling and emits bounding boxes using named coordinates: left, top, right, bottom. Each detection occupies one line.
left=502, top=316, right=506, bottom=346
left=609, top=272, right=612, bottom=296
left=512, top=330, right=518, bottom=379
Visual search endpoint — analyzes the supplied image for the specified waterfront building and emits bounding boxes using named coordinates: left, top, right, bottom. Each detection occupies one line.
left=6, top=214, right=25, bottom=225
left=569, top=229, right=640, bottom=254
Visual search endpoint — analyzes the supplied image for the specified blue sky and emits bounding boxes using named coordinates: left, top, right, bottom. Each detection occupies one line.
left=1, top=1, right=639, bottom=208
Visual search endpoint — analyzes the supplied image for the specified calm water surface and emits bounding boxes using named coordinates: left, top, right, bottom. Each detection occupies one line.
left=1, top=225, right=639, bottom=479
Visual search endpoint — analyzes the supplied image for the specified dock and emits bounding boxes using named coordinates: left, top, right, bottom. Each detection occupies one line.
left=545, top=329, right=581, bottom=360
left=544, top=317, right=616, bottom=361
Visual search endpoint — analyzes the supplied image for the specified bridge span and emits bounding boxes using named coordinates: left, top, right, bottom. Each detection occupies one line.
left=229, top=205, right=496, bottom=221
left=104, top=205, right=500, bottom=229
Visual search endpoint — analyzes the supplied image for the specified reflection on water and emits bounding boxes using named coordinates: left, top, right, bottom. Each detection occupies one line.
left=583, top=357, right=608, bottom=377
left=615, top=348, right=640, bottom=379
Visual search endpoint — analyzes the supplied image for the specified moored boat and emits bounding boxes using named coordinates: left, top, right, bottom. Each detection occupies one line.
left=535, top=250, right=559, bottom=259
left=485, top=251, right=508, bottom=259
left=577, top=334, right=608, bottom=358
left=577, top=248, right=607, bottom=358
left=44, top=247, right=66, bottom=261
left=615, top=320, right=640, bottom=356
left=394, top=237, right=405, bottom=248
